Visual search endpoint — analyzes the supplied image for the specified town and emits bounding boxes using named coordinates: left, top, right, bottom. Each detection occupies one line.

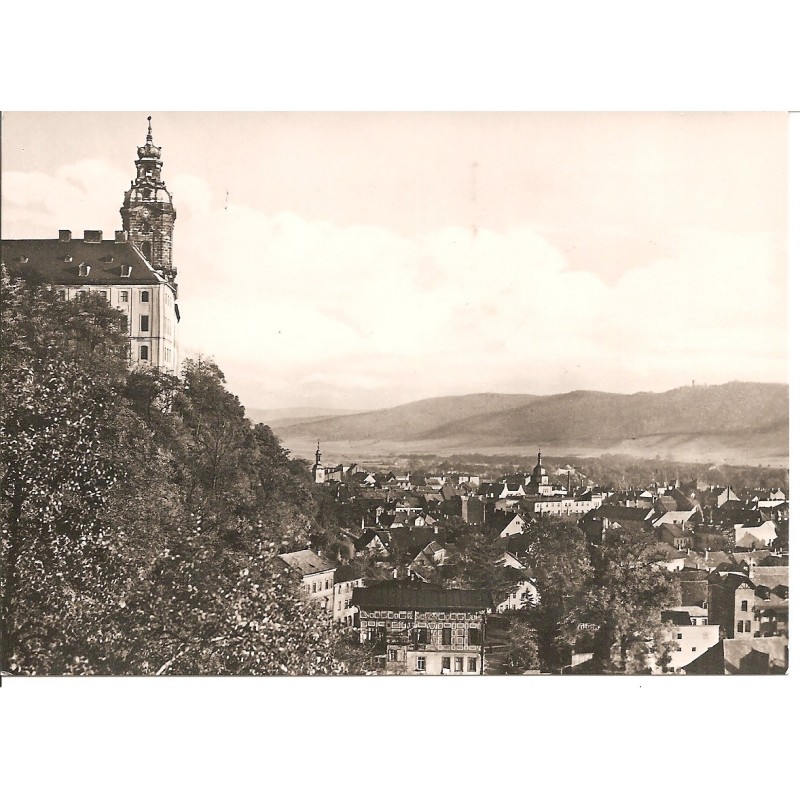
left=278, top=444, right=789, bottom=675
left=0, top=116, right=789, bottom=677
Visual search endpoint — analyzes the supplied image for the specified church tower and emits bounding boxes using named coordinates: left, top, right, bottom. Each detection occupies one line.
left=313, top=442, right=326, bottom=484
left=532, top=450, right=552, bottom=496
left=120, top=116, right=178, bottom=286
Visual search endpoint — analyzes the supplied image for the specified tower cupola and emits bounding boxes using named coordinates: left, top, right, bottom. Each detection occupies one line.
left=121, top=116, right=178, bottom=286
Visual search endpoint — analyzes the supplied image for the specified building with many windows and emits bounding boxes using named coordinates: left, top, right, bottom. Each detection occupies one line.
left=278, top=549, right=337, bottom=618
left=1, top=118, right=181, bottom=374
left=352, top=580, right=492, bottom=675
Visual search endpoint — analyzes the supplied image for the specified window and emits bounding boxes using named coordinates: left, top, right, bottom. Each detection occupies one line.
left=140, top=345, right=149, bottom=361
left=691, top=647, right=697, bottom=652
left=691, top=618, right=697, bottom=625
left=325, top=579, right=330, bottom=590
left=337, top=601, right=341, bottom=611
left=441, top=657, right=451, bottom=672
left=468, top=658, right=477, bottom=672
left=442, top=627, right=452, bottom=646
left=413, top=628, right=429, bottom=646
left=312, top=582, right=317, bottom=593
left=388, top=649, right=397, bottom=662
left=676, top=632, right=682, bottom=640
left=120, top=265, right=132, bottom=278
left=57, top=289, right=66, bottom=300
left=120, top=290, right=129, bottom=302
left=468, top=627, right=482, bottom=646
left=454, top=657, right=463, bottom=672
left=737, top=621, right=744, bottom=633
left=416, top=657, right=426, bottom=672
left=741, top=600, right=748, bottom=612
left=745, top=621, right=751, bottom=633
left=141, top=290, right=150, bottom=303
left=140, top=315, right=149, bottom=332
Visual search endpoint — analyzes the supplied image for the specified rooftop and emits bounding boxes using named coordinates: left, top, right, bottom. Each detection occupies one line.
left=277, top=549, right=335, bottom=576
left=2, top=235, right=168, bottom=287
left=352, top=580, right=493, bottom=612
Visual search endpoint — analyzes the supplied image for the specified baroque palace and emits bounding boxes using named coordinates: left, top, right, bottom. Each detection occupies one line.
left=1, top=118, right=181, bottom=374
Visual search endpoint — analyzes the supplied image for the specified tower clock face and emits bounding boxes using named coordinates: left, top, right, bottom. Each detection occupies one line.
left=141, top=208, right=151, bottom=219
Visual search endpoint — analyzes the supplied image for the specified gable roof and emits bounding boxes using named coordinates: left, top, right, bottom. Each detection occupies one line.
left=2, top=236, right=169, bottom=287
left=278, top=549, right=335, bottom=576
left=352, top=580, right=492, bottom=612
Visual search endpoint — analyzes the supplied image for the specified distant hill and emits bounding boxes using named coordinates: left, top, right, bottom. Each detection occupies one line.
left=247, top=406, right=366, bottom=428
left=272, top=383, right=788, bottom=467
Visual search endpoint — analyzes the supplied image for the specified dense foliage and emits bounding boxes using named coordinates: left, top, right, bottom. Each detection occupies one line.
left=520, top=517, right=680, bottom=673
left=0, top=272, right=343, bottom=675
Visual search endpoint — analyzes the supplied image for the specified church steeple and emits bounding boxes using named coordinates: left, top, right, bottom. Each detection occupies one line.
left=121, top=116, right=178, bottom=286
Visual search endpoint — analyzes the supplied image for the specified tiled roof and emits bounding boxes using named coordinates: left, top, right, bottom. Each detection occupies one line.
left=334, top=564, right=362, bottom=584
left=352, top=580, right=493, bottom=612
left=278, top=549, right=335, bottom=576
left=584, top=505, right=653, bottom=522
left=2, top=237, right=167, bottom=286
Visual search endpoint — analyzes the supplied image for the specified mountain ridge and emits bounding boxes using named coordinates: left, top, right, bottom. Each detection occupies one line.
left=269, top=382, right=788, bottom=466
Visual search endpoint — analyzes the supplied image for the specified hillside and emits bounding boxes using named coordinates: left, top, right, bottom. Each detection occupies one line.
left=271, top=382, right=789, bottom=467
left=247, top=406, right=366, bottom=427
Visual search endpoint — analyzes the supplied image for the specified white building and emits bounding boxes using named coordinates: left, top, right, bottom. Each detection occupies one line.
left=2, top=118, right=180, bottom=374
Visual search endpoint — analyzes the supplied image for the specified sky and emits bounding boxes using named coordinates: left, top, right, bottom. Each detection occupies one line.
left=1, top=111, right=789, bottom=411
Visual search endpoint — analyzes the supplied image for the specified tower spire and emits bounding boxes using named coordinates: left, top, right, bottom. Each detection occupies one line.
left=121, top=116, right=177, bottom=284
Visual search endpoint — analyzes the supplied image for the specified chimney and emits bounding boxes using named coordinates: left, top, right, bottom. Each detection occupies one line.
left=114, top=230, right=128, bottom=244
left=58, top=229, right=71, bottom=242
left=84, top=230, right=102, bottom=244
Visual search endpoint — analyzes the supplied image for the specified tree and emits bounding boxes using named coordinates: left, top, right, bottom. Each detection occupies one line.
left=523, top=518, right=592, bottom=671
left=0, top=275, right=145, bottom=673
left=504, top=614, right=541, bottom=674
left=583, top=525, right=680, bottom=673
left=1, top=272, right=353, bottom=675
left=440, top=524, right=520, bottom=599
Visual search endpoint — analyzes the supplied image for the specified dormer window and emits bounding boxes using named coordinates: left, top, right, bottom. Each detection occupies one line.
left=79, top=262, right=91, bottom=277
left=63, top=254, right=73, bottom=263
left=120, top=264, right=132, bottom=278
left=19, top=255, right=29, bottom=264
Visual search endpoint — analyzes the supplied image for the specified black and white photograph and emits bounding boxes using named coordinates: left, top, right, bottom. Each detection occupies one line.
left=1, top=110, right=788, bottom=677
left=1, top=6, right=799, bottom=797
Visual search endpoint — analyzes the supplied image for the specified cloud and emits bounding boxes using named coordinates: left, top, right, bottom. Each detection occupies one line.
left=3, top=161, right=787, bottom=409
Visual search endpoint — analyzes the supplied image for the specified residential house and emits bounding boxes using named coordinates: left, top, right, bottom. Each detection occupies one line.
left=355, top=528, right=391, bottom=558
left=652, top=508, right=700, bottom=529
left=333, top=564, right=365, bottom=626
left=660, top=608, right=720, bottom=672
left=656, top=522, right=694, bottom=550
left=352, top=580, right=492, bottom=675
left=494, top=512, right=528, bottom=538
left=277, top=549, right=337, bottom=618
left=708, top=572, right=757, bottom=639
left=410, top=540, right=448, bottom=571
